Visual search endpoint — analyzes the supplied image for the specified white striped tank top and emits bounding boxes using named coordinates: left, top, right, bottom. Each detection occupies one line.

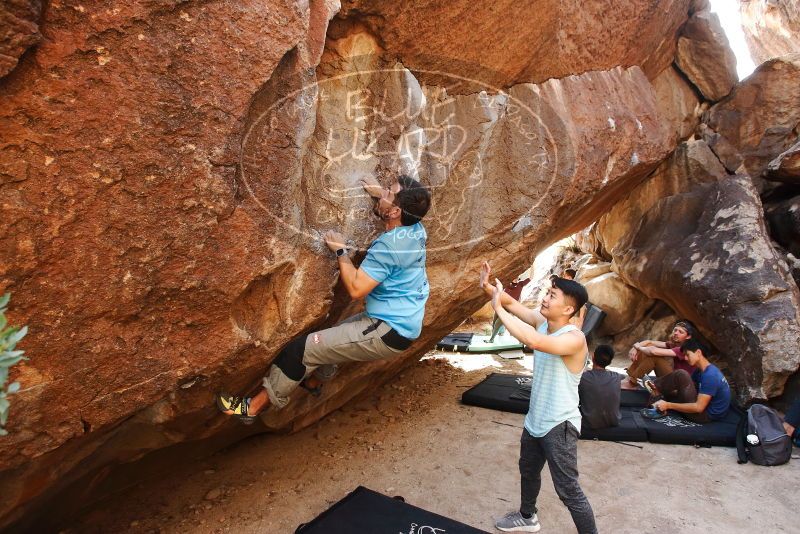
left=524, top=321, right=584, bottom=437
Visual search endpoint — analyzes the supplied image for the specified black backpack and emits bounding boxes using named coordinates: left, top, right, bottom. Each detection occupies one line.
left=736, top=404, right=792, bottom=466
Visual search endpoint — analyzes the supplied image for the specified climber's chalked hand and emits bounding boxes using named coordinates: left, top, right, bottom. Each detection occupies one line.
left=324, top=230, right=346, bottom=253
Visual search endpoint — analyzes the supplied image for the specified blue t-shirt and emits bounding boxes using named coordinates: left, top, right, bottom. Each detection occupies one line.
left=692, top=364, right=731, bottom=420
left=360, top=222, right=429, bottom=339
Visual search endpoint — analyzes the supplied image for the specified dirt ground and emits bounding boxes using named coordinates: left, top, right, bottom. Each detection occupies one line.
left=70, top=349, right=799, bottom=534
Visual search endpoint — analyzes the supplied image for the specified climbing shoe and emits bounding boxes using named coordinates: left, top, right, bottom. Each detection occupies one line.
left=215, top=392, right=256, bottom=425
left=641, top=377, right=663, bottom=404
left=640, top=376, right=657, bottom=395
left=299, top=379, right=322, bottom=397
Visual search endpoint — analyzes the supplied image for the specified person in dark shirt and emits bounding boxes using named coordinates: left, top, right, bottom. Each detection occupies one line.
left=579, top=345, right=621, bottom=429
left=648, top=338, right=731, bottom=423
left=782, top=398, right=800, bottom=447
left=486, top=275, right=531, bottom=343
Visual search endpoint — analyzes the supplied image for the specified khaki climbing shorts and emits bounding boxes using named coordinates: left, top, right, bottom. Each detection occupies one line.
left=262, top=313, right=407, bottom=409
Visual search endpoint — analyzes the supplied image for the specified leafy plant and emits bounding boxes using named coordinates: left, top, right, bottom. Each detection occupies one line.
left=0, top=293, right=27, bottom=436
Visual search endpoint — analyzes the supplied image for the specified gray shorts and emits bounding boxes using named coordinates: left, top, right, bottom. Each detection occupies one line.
left=262, top=313, right=405, bottom=409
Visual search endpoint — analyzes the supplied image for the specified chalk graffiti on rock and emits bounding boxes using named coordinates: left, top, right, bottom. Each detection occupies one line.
left=239, top=56, right=570, bottom=252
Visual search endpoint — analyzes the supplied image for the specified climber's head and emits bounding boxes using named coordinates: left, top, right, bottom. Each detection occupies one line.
left=374, top=174, right=431, bottom=226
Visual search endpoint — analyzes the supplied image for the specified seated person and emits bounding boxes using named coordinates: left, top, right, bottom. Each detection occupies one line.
left=579, top=344, right=621, bottom=429
left=621, top=320, right=696, bottom=390
left=782, top=398, right=800, bottom=447
left=647, top=338, right=731, bottom=423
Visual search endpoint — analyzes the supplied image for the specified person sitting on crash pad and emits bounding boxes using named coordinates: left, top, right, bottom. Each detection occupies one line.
left=216, top=174, right=431, bottom=423
left=486, top=274, right=531, bottom=343
left=579, top=344, right=621, bottom=429
left=621, top=320, right=696, bottom=390
left=781, top=398, right=800, bottom=447
left=644, top=338, right=731, bottom=423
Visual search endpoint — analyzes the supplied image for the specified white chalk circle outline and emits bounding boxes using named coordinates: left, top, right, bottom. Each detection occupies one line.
left=239, top=67, right=564, bottom=254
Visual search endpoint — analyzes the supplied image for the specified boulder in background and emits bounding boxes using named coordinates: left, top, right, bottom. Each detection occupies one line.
left=586, top=140, right=800, bottom=401
left=740, top=0, right=800, bottom=64
left=583, top=271, right=654, bottom=336
left=702, top=55, right=800, bottom=186
left=675, top=9, right=737, bottom=101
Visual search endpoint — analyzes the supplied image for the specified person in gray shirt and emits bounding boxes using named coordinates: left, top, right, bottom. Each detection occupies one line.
left=579, top=345, right=621, bottom=429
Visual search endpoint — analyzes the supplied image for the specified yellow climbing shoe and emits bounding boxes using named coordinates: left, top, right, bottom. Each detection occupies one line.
left=215, top=392, right=256, bottom=425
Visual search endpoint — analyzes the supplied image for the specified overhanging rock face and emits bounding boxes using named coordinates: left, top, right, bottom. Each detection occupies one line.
left=337, top=0, right=692, bottom=88
left=0, top=0, right=690, bottom=528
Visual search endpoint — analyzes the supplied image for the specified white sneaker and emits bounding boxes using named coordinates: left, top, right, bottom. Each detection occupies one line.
left=495, top=510, right=541, bottom=532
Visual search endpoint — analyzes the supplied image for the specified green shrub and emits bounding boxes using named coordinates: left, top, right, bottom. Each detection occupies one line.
left=0, top=293, right=27, bottom=436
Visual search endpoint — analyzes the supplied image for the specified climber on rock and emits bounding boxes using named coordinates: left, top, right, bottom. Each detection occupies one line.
left=216, top=174, right=431, bottom=423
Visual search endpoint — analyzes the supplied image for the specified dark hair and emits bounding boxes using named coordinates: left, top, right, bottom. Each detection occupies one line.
left=593, top=344, right=614, bottom=368
left=674, top=319, right=695, bottom=338
left=395, top=175, right=431, bottom=226
left=681, top=338, right=707, bottom=355
left=564, top=268, right=577, bottom=279
left=552, top=277, right=588, bottom=317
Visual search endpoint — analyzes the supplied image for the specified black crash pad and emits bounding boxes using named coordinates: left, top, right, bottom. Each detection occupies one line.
left=639, top=407, right=743, bottom=447
left=436, top=333, right=473, bottom=352
left=296, top=486, right=489, bottom=534
left=461, top=374, right=742, bottom=447
left=461, top=373, right=531, bottom=414
left=461, top=373, right=651, bottom=415
left=580, top=406, right=648, bottom=442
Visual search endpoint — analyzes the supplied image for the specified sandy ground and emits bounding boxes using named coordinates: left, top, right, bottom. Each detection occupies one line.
left=70, top=348, right=799, bottom=534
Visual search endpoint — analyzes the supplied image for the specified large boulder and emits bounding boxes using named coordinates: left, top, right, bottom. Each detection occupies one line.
left=0, top=1, right=685, bottom=527
left=592, top=138, right=727, bottom=255
left=651, top=65, right=704, bottom=141
left=583, top=271, right=654, bottom=336
left=575, top=226, right=610, bottom=261
left=576, top=258, right=613, bottom=284
left=674, top=9, right=737, bottom=102
left=740, top=0, right=800, bottom=64
left=701, top=55, right=800, bottom=185
left=590, top=139, right=800, bottom=401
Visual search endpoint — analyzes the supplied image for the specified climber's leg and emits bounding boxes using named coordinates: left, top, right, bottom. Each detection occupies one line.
left=217, top=312, right=408, bottom=421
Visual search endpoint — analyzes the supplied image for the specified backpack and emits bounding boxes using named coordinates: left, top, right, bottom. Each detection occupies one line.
left=736, top=404, right=792, bottom=466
